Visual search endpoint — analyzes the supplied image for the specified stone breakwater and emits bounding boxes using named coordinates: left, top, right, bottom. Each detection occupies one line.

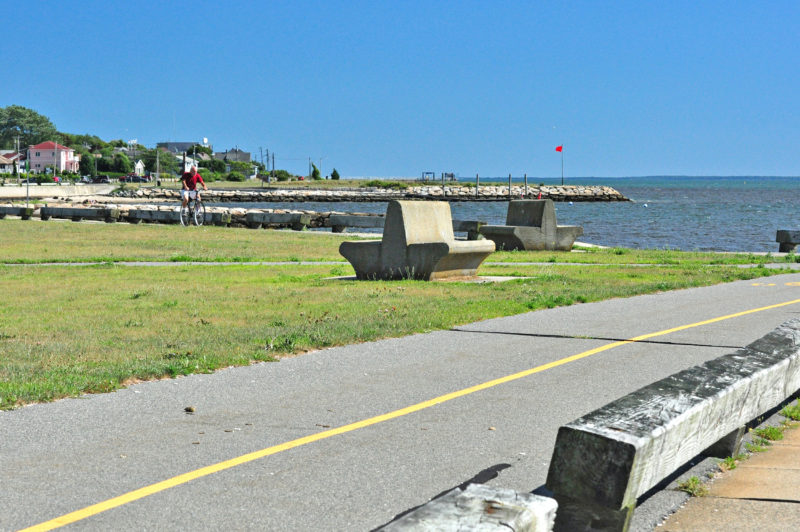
left=113, top=184, right=628, bottom=202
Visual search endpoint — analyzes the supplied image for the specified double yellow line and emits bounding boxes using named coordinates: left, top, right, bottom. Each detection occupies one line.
left=22, top=297, right=800, bottom=531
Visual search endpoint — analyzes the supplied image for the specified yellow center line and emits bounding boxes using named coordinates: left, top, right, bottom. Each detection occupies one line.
left=21, top=297, right=800, bottom=531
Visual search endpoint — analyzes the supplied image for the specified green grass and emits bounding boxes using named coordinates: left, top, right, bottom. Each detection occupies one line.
left=676, top=476, right=708, bottom=497
left=0, top=219, right=790, bottom=409
left=781, top=400, right=800, bottom=421
left=752, top=426, right=784, bottom=441
left=719, top=453, right=748, bottom=471
left=0, top=219, right=352, bottom=263
left=492, top=246, right=790, bottom=266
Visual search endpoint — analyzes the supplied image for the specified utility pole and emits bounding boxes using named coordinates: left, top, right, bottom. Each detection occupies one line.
left=260, top=147, right=264, bottom=187
left=14, top=135, right=21, bottom=184
left=271, top=153, right=275, bottom=182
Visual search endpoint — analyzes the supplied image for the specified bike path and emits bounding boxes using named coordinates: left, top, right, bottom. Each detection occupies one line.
left=3, top=273, right=800, bottom=531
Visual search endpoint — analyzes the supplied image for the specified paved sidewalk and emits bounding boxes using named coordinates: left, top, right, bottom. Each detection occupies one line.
left=660, top=422, right=800, bottom=531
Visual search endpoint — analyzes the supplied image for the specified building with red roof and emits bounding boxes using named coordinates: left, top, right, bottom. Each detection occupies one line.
left=27, top=141, right=81, bottom=174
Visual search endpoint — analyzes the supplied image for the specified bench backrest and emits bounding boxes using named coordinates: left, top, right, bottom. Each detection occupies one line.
left=381, top=200, right=455, bottom=266
left=506, top=199, right=557, bottom=229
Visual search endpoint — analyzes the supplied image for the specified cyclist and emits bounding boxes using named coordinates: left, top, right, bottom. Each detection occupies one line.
left=180, top=166, right=207, bottom=210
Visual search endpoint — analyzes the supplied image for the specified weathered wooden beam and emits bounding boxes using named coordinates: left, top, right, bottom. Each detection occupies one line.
left=245, top=212, right=311, bottom=230
left=125, top=209, right=181, bottom=224
left=0, top=206, right=34, bottom=220
left=40, top=207, right=119, bottom=223
left=546, top=318, right=800, bottom=531
left=378, top=484, right=557, bottom=532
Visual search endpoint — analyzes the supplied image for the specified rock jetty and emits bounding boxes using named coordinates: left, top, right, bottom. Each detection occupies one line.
left=112, top=184, right=628, bottom=202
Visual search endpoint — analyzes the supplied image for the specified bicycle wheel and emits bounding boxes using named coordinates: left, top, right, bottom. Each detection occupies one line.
left=179, top=204, right=191, bottom=227
left=193, top=200, right=206, bottom=226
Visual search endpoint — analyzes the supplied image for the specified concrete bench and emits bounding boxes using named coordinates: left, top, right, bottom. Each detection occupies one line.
left=328, top=214, right=486, bottom=240
left=339, top=200, right=495, bottom=280
left=245, top=212, right=311, bottom=230
left=0, top=206, right=34, bottom=220
left=546, top=318, right=800, bottom=531
left=378, top=484, right=557, bottom=532
left=40, top=207, right=119, bottom=223
left=480, top=200, right=582, bottom=251
left=776, top=230, right=800, bottom=252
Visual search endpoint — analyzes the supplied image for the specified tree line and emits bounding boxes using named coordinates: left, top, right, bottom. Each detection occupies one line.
left=0, top=105, right=342, bottom=181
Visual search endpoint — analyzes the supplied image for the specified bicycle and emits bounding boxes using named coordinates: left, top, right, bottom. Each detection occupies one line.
left=180, top=190, right=206, bottom=227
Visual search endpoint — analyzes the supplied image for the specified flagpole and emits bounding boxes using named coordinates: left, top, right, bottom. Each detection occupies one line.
left=561, top=148, right=564, bottom=185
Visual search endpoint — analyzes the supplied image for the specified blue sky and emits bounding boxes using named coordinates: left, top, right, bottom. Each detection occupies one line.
left=3, top=1, right=798, bottom=178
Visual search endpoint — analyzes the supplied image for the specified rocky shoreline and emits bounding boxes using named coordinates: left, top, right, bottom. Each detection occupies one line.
left=111, top=184, right=628, bottom=202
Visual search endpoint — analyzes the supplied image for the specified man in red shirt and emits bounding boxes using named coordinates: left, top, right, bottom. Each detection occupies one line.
left=180, top=166, right=208, bottom=209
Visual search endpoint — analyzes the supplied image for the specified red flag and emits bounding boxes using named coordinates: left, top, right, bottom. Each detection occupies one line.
left=555, top=145, right=563, bottom=152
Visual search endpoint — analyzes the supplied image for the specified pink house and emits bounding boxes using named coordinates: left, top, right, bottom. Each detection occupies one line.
left=27, top=141, right=81, bottom=173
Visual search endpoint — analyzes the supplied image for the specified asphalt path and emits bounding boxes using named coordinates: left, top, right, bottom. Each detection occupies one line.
left=4, top=272, right=800, bottom=531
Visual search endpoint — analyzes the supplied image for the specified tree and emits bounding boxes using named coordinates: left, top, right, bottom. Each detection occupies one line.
left=229, top=160, right=251, bottom=175
left=187, top=144, right=213, bottom=156
left=311, top=163, right=321, bottom=180
left=199, top=158, right=226, bottom=173
left=331, top=168, right=340, bottom=180
left=142, top=148, right=178, bottom=174
left=113, top=153, right=132, bottom=173
left=75, top=146, right=95, bottom=176
left=0, top=105, right=58, bottom=149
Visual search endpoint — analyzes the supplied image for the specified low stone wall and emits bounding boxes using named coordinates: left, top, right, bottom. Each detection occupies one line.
left=113, top=184, right=628, bottom=202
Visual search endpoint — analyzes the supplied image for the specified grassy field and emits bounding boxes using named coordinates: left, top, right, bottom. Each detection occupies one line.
left=0, top=219, right=794, bottom=266
left=0, top=219, right=792, bottom=409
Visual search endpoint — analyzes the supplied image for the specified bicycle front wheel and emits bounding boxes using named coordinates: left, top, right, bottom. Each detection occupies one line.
left=193, top=201, right=206, bottom=226
left=179, top=204, right=191, bottom=227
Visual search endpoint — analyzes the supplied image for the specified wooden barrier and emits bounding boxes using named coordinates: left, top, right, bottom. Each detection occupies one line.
left=546, top=318, right=800, bottom=531
left=40, top=207, right=119, bottom=223
left=0, top=206, right=34, bottom=220
left=245, top=212, right=312, bottom=230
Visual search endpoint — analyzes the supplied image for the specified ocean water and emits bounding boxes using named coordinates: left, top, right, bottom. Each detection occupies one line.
left=215, top=177, right=800, bottom=252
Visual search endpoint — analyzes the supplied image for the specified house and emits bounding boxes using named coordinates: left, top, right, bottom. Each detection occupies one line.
left=174, top=155, right=201, bottom=172
left=0, top=155, right=13, bottom=174
left=157, top=140, right=211, bottom=154
left=27, top=142, right=81, bottom=173
left=0, top=151, right=24, bottom=174
left=213, top=148, right=251, bottom=163
left=133, top=160, right=145, bottom=175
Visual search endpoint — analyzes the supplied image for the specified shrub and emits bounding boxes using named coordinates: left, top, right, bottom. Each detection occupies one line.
left=363, top=180, right=407, bottom=190
left=311, top=163, right=321, bottom=180
left=331, top=168, right=340, bottom=180
left=227, top=171, right=245, bottom=182
left=274, top=169, right=291, bottom=181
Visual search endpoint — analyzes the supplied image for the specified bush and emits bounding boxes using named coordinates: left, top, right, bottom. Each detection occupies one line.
left=363, top=180, right=408, bottom=190
left=311, top=163, right=321, bottom=180
left=227, top=171, right=245, bottom=182
left=274, top=169, right=291, bottom=181
left=331, top=168, right=340, bottom=180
